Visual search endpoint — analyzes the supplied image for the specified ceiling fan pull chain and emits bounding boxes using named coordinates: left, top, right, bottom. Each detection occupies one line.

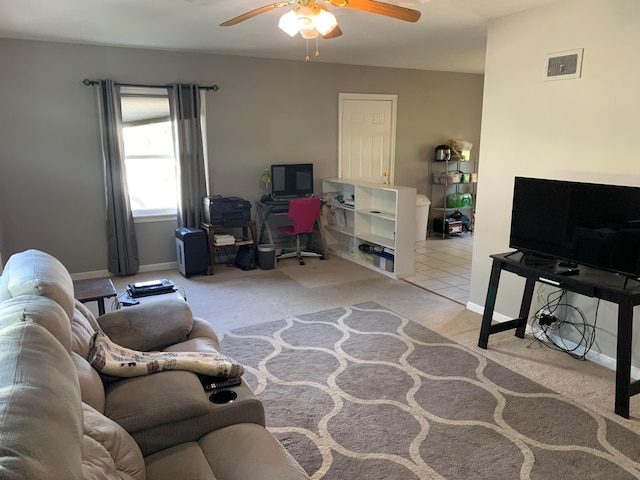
left=305, top=39, right=310, bottom=62
left=315, top=35, right=320, bottom=57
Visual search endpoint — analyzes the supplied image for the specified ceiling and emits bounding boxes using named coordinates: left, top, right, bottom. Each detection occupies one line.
left=0, top=0, right=562, bottom=74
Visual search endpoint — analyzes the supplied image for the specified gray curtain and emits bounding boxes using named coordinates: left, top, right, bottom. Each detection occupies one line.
left=97, top=80, right=140, bottom=275
left=169, top=84, right=207, bottom=228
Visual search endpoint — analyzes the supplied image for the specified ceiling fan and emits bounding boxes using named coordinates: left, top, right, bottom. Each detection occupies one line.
left=220, top=0, right=421, bottom=41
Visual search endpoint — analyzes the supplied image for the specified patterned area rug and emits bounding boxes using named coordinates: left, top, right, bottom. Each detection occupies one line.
left=219, top=302, right=640, bottom=480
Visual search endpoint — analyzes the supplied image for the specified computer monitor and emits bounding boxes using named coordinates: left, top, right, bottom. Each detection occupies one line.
left=270, top=163, right=314, bottom=199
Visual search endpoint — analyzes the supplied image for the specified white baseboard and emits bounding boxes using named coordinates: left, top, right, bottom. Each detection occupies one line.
left=139, top=262, right=178, bottom=273
left=70, top=262, right=178, bottom=281
left=466, top=301, right=512, bottom=323
left=465, top=301, right=639, bottom=378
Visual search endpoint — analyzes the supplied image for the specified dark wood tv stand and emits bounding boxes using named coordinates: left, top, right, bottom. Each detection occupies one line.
left=478, top=251, right=640, bottom=418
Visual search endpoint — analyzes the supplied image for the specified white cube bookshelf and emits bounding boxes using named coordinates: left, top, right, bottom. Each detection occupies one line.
left=322, top=178, right=416, bottom=278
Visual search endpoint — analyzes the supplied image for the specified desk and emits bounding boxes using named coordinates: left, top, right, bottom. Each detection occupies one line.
left=74, top=278, right=117, bottom=315
left=200, top=221, right=257, bottom=275
left=478, top=251, right=640, bottom=418
left=256, top=200, right=328, bottom=259
left=256, top=199, right=290, bottom=244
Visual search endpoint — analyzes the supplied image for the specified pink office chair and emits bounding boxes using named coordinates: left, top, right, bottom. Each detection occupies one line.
left=277, top=197, right=324, bottom=265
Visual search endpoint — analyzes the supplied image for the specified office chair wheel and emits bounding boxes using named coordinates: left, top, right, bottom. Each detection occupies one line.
left=299, top=260, right=305, bottom=265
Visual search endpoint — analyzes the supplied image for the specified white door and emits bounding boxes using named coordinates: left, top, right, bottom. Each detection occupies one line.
left=338, top=93, right=397, bottom=184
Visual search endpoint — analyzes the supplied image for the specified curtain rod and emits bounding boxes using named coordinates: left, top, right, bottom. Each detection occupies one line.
left=82, top=79, right=219, bottom=91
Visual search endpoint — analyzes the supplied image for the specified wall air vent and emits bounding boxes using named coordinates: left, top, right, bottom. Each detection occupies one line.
left=544, top=48, right=583, bottom=81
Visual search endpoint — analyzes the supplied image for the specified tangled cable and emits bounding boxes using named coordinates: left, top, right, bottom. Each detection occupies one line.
left=528, top=286, right=600, bottom=360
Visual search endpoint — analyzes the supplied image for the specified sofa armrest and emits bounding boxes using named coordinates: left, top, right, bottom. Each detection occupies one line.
left=104, top=371, right=210, bottom=434
left=104, top=372, right=264, bottom=456
left=97, top=298, right=193, bottom=351
left=187, top=317, right=220, bottom=349
left=127, top=379, right=264, bottom=456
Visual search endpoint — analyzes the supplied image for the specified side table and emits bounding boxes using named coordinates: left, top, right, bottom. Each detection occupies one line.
left=200, top=221, right=257, bottom=275
left=73, top=278, right=117, bottom=315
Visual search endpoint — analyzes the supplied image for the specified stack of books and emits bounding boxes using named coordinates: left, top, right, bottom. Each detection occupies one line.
left=213, top=234, right=236, bottom=246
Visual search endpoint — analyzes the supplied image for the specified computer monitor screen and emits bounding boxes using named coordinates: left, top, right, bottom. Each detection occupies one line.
left=270, top=163, right=314, bottom=198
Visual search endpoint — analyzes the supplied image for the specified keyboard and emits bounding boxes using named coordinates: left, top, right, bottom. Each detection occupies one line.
left=262, top=198, right=291, bottom=213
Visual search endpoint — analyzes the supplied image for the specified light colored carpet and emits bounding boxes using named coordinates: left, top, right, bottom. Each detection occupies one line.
left=277, top=258, right=381, bottom=289
left=109, top=256, right=459, bottom=333
left=220, top=302, right=640, bottom=479
left=106, top=256, right=640, bottom=438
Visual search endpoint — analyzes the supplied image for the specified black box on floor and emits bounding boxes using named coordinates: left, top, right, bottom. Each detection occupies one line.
left=175, top=227, right=209, bottom=277
left=234, top=245, right=257, bottom=271
left=433, top=218, right=463, bottom=235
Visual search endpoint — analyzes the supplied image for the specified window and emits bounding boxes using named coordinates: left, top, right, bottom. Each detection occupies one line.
left=120, top=87, right=177, bottom=218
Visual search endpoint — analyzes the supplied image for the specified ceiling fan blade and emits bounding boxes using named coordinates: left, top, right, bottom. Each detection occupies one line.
left=220, top=2, right=292, bottom=27
left=322, top=25, right=343, bottom=39
left=330, top=0, right=421, bottom=23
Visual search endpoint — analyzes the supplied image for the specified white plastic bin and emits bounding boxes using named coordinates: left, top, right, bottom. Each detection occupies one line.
left=415, top=194, right=431, bottom=241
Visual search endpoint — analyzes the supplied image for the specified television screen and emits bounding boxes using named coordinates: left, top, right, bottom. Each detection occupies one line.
left=271, top=163, right=314, bottom=198
left=509, top=177, right=640, bottom=279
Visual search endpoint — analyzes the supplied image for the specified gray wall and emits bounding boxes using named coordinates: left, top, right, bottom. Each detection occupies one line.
left=0, top=39, right=483, bottom=274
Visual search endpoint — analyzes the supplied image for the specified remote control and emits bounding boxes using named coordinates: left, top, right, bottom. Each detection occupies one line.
left=201, top=376, right=242, bottom=391
left=555, top=268, right=580, bottom=276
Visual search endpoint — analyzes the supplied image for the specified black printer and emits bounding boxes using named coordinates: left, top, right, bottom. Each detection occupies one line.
left=203, top=196, right=252, bottom=225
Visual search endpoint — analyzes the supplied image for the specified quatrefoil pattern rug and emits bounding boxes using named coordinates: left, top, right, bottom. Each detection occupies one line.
left=219, top=302, right=640, bottom=479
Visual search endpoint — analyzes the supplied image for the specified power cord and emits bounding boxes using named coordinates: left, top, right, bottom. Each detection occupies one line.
left=528, top=287, right=599, bottom=360
left=175, top=284, right=187, bottom=301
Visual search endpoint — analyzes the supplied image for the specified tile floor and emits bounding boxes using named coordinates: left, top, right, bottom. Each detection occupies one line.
left=404, top=232, right=474, bottom=305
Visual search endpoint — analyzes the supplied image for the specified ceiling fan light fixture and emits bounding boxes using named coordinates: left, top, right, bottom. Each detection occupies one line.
left=300, top=25, right=319, bottom=39
left=278, top=3, right=337, bottom=39
left=278, top=10, right=300, bottom=36
left=296, top=5, right=315, bottom=18
left=313, top=9, right=337, bottom=35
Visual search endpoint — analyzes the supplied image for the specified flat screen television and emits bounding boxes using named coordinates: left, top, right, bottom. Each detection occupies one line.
left=270, top=163, right=314, bottom=199
left=509, top=177, right=640, bottom=280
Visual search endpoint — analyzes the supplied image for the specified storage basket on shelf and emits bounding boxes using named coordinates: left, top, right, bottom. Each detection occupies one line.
left=432, top=172, right=461, bottom=184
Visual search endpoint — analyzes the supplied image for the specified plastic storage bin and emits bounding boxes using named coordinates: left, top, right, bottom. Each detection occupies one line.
left=415, top=194, right=430, bottom=241
left=372, top=251, right=395, bottom=272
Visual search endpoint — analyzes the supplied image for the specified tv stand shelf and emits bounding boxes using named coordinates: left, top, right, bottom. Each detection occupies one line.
left=478, top=251, right=640, bottom=418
